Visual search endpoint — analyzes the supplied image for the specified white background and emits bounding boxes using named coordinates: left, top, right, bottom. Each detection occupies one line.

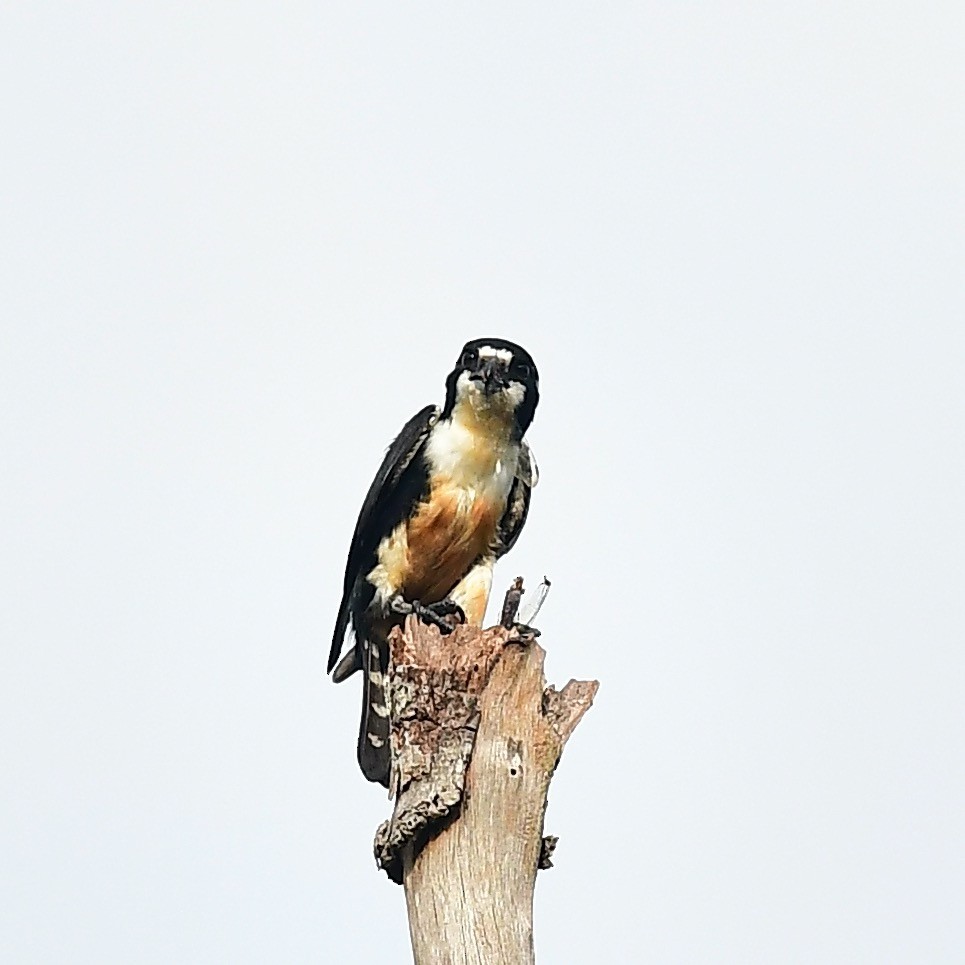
left=2, top=3, right=963, bottom=962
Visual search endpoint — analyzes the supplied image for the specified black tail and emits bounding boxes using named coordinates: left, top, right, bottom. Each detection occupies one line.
left=357, top=637, right=390, bottom=787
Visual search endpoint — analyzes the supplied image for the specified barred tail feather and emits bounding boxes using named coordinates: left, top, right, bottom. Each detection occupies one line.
left=357, top=638, right=391, bottom=787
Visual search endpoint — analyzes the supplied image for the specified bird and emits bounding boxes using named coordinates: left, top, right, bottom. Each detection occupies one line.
left=328, top=338, right=540, bottom=787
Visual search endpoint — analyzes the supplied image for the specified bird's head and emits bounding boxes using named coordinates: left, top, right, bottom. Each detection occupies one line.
left=443, top=338, right=539, bottom=437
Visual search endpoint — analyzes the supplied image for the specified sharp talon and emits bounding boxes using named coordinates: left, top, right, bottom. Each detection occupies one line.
left=390, top=596, right=463, bottom=634
left=413, top=600, right=456, bottom=635
left=428, top=600, right=465, bottom=624
left=422, top=599, right=465, bottom=633
left=425, top=612, right=456, bottom=634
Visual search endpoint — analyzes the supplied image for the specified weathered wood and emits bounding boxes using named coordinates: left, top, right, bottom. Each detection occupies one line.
left=500, top=576, right=525, bottom=628
left=373, top=595, right=598, bottom=965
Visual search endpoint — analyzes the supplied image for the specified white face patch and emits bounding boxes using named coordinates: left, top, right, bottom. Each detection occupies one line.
left=503, top=382, right=525, bottom=407
left=477, top=345, right=513, bottom=364
left=453, top=370, right=526, bottom=414
left=455, top=370, right=475, bottom=396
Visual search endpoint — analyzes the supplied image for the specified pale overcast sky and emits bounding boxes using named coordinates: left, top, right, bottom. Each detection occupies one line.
left=2, top=3, right=963, bottom=963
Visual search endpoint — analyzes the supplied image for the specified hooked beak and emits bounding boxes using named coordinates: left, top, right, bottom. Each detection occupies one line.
left=469, top=358, right=507, bottom=395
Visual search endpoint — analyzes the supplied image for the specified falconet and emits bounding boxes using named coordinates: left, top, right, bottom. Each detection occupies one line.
left=328, top=338, right=540, bottom=786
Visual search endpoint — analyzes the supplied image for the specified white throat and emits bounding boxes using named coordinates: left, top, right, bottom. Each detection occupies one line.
left=425, top=395, right=520, bottom=499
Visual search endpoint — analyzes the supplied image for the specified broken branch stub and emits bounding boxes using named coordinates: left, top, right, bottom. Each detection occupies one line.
left=373, top=617, right=514, bottom=883
left=388, top=618, right=598, bottom=965
left=373, top=596, right=599, bottom=906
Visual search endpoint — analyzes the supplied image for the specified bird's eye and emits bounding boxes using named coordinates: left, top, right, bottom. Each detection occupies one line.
left=461, top=348, right=478, bottom=366
left=516, top=362, right=531, bottom=378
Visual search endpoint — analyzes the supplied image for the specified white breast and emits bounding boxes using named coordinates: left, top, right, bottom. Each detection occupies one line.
left=424, top=411, right=519, bottom=508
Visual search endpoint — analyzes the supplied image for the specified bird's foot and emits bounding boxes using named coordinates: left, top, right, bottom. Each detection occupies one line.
left=424, top=599, right=466, bottom=628
left=390, top=596, right=465, bottom=635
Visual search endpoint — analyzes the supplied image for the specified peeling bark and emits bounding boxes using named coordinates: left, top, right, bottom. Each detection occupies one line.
left=373, top=599, right=598, bottom=965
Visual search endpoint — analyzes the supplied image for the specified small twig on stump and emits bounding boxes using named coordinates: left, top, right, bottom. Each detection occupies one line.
left=373, top=579, right=598, bottom=965
left=500, top=576, right=525, bottom=628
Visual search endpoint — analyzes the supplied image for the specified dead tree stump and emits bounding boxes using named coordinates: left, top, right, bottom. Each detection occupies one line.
left=373, top=587, right=598, bottom=965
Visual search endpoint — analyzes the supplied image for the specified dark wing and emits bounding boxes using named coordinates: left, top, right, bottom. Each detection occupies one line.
left=328, top=405, right=438, bottom=674
left=496, top=441, right=537, bottom=557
